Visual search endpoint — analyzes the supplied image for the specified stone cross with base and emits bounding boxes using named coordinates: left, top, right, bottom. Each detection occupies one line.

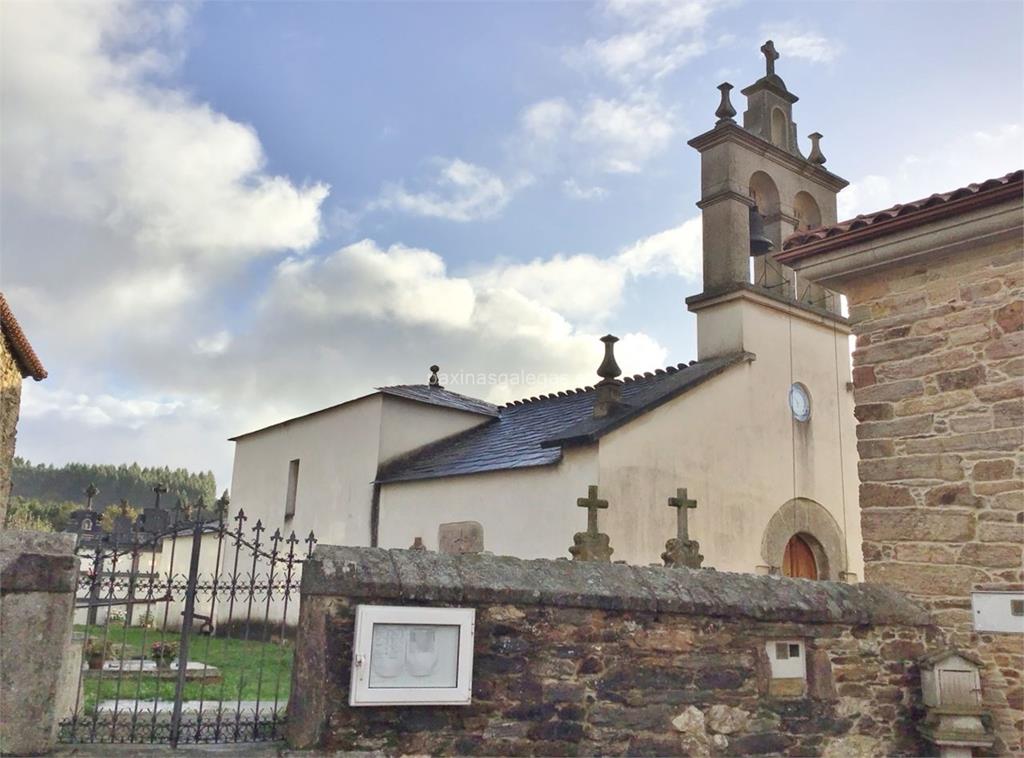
left=569, top=485, right=614, bottom=562
left=761, top=40, right=779, bottom=76
left=662, top=487, right=704, bottom=569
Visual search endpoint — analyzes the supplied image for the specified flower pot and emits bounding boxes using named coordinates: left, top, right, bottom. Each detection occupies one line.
left=154, top=657, right=173, bottom=670
left=87, top=653, right=105, bottom=670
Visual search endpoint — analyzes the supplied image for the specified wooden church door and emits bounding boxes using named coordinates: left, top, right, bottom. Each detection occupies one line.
left=782, top=535, right=818, bottom=579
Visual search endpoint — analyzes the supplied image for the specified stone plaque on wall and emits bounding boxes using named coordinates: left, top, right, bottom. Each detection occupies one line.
left=438, top=521, right=484, bottom=555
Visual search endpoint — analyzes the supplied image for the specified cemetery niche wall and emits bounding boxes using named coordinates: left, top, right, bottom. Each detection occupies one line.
left=288, top=546, right=940, bottom=757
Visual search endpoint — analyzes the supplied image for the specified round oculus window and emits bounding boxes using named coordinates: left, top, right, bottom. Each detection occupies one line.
left=789, top=383, right=811, bottom=422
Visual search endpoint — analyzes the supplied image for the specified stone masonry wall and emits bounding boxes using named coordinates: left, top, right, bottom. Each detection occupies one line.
left=289, top=546, right=937, bottom=757
left=844, top=238, right=1023, bottom=754
left=0, top=337, right=23, bottom=526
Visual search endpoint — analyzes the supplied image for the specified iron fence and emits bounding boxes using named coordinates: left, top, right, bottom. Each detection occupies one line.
left=59, top=488, right=315, bottom=747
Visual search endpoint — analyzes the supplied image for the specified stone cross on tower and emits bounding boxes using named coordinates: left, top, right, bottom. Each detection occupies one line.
left=761, top=40, right=779, bottom=76
left=662, top=487, right=704, bottom=569
left=569, top=485, right=614, bottom=562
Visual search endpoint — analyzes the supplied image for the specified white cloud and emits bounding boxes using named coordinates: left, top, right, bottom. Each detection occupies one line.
left=1, top=0, right=328, bottom=348
left=269, top=240, right=477, bottom=329
left=562, top=179, right=608, bottom=201
left=20, top=385, right=214, bottom=430
left=376, top=159, right=522, bottom=222
left=522, top=99, right=575, bottom=142
left=574, top=97, right=676, bottom=174
left=568, top=0, right=718, bottom=83
left=761, top=24, right=841, bottom=64
left=2, top=1, right=329, bottom=482
left=474, top=254, right=624, bottom=322
left=194, top=331, right=232, bottom=356
left=838, top=123, right=1023, bottom=219
left=473, top=216, right=703, bottom=323
left=617, top=216, right=703, bottom=279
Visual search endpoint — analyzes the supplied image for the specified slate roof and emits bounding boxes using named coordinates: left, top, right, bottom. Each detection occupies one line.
left=377, top=385, right=501, bottom=417
left=376, top=352, right=751, bottom=484
left=778, top=170, right=1023, bottom=262
left=0, top=293, right=47, bottom=381
left=229, top=385, right=498, bottom=441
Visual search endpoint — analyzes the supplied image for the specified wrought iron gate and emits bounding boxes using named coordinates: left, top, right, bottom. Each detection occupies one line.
left=59, top=488, right=315, bottom=747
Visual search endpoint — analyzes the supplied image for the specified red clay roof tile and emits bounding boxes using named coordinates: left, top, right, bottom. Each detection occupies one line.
left=778, top=170, right=1023, bottom=263
left=0, top=293, right=47, bottom=381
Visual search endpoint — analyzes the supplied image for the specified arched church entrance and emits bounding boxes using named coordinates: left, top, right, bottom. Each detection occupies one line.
left=782, top=534, right=818, bottom=579
left=761, top=498, right=847, bottom=580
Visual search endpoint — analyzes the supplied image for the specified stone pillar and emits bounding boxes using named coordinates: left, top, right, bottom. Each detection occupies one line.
left=698, top=193, right=753, bottom=292
left=0, top=530, right=80, bottom=755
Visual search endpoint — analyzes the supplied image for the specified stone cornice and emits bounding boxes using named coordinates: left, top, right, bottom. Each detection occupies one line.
left=686, top=282, right=851, bottom=333
left=303, top=544, right=931, bottom=625
left=696, top=189, right=755, bottom=210
left=687, top=123, right=849, bottom=193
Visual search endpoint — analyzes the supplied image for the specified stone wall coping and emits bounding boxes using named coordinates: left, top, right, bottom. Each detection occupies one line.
left=303, top=545, right=931, bottom=627
left=0, top=529, right=79, bottom=594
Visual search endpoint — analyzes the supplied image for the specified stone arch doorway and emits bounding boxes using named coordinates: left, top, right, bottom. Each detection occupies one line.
left=761, top=498, right=846, bottom=580
left=782, top=534, right=818, bottom=579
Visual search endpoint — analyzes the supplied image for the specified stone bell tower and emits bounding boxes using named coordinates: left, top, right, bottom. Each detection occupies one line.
left=686, top=40, right=850, bottom=359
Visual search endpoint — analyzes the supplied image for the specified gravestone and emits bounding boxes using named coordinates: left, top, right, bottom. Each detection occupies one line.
left=438, top=521, right=484, bottom=555
left=140, top=507, right=171, bottom=535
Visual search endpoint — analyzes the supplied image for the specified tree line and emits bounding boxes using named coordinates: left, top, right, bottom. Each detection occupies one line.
left=7, top=457, right=217, bottom=531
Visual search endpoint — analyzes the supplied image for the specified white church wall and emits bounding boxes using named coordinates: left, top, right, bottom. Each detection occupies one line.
left=740, top=296, right=863, bottom=579
left=377, top=396, right=492, bottom=465
left=376, top=446, right=598, bottom=559
left=228, top=394, right=384, bottom=552
left=598, top=302, right=861, bottom=578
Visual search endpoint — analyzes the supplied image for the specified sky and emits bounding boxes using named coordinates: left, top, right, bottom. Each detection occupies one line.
left=2, top=0, right=1022, bottom=491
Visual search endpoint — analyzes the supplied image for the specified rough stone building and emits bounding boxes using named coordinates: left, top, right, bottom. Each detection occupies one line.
left=778, top=170, right=1023, bottom=754
left=230, top=43, right=863, bottom=588
left=0, top=293, right=47, bottom=524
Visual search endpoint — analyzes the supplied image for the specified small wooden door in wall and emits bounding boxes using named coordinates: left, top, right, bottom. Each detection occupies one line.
left=783, top=535, right=818, bottom=580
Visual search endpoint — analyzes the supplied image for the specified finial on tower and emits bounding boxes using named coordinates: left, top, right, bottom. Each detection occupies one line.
left=429, top=365, right=441, bottom=388
left=761, top=40, right=779, bottom=76
left=807, top=132, right=827, bottom=165
left=715, top=83, right=737, bottom=125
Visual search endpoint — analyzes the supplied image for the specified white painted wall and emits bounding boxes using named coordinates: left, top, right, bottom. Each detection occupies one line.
left=378, top=396, right=491, bottom=465
left=377, top=447, right=598, bottom=558
left=600, top=296, right=862, bottom=577
left=229, top=394, right=384, bottom=550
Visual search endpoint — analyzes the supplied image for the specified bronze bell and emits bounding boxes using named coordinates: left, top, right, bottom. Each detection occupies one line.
left=749, top=207, right=774, bottom=256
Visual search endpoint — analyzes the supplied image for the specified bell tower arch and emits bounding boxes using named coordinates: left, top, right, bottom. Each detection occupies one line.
left=686, top=40, right=850, bottom=358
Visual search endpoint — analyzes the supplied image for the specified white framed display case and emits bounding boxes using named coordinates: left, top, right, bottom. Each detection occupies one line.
left=349, top=605, right=476, bottom=706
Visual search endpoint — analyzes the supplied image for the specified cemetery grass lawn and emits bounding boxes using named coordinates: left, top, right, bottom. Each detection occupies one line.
left=76, top=625, right=292, bottom=710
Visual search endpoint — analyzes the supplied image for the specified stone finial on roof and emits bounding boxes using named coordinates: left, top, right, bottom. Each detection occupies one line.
left=84, top=483, right=99, bottom=511
left=807, top=132, right=826, bottom=165
left=429, top=364, right=442, bottom=388
left=569, top=485, right=613, bottom=562
left=715, top=83, right=737, bottom=125
left=593, top=335, right=624, bottom=418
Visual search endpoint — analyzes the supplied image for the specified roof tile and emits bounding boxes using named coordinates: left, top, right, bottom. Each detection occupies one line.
left=0, top=293, right=47, bottom=381
left=779, top=170, right=1022, bottom=261
left=376, top=352, right=750, bottom=484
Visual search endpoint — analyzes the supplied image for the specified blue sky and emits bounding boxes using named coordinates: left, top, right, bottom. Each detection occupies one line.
left=2, top=0, right=1021, bottom=489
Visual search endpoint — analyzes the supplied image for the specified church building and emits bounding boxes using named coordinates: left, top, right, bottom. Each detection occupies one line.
left=228, top=42, right=863, bottom=583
